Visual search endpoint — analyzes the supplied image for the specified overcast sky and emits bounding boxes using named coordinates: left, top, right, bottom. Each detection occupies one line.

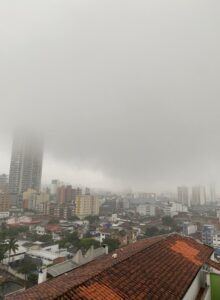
left=0, top=0, right=220, bottom=192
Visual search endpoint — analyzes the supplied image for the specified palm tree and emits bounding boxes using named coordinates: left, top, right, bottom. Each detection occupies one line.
left=6, top=237, right=19, bottom=268
left=0, top=242, right=7, bottom=264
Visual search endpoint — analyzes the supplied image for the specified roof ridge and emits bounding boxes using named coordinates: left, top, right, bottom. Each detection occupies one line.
left=206, top=259, right=220, bottom=271
left=38, top=235, right=168, bottom=299
left=35, top=236, right=167, bottom=298
left=50, top=235, right=168, bottom=295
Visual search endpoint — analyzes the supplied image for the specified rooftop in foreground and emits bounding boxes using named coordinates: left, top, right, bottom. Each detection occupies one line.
left=7, top=234, right=215, bottom=300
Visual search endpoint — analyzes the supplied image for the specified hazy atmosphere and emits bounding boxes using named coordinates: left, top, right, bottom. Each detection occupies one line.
left=1, top=0, right=220, bottom=191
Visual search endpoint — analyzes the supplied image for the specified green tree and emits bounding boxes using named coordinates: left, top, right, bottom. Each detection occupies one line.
left=7, top=226, right=29, bottom=238
left=38, top=234, right=53, bottom=244
left=102, top=238, right=120, bottom=252
left=145, top=226, right=160, bottom=237
left=1, top=222, right=7, bottom=232
left=29, top=233, right=39, bottom=242
left=6, top=237, right=19, bottom=265
left=48, top=219, right=59, bottom=224
left=68, top=216, right=80, bottom=221
left=79, top=238, right=100, bottom=251
left=0, top=242, right=7, bottom=263
left=27, top=273, right=38, bottom=284
left=0, top=223, right=7, bottom=240
left=66, top=232, right=80, bottom=246
left=58, top=232, right=80, bottom=249
left=84, top=230, right=92, bottom=238
left=84, top=215, right=99, bottom=224
left=162, top=216, right=174, bottom=227
left=17, top=260, right=37, bottom=281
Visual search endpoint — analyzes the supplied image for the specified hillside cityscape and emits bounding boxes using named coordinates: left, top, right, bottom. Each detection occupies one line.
left=1, top=0, right=220, bottom=299
left=0, top=132, right=220, bottom=299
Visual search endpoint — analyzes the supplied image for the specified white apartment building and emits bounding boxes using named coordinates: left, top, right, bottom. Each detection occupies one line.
left=0, top=211, right=10, bottom=219
left=163, top=202, right=188, bottom=217
left=36, top=226, right=46, bottom=235
left=213, top=232, right=220, bottom=248
left=27, top=244, right=69, bottom=266
left=136, top=204, right=155, bottom=216
left=183, top=222, right=197, bottom=236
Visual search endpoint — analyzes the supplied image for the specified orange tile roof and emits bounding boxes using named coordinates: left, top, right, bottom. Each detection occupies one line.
left=77, top=283, right=124, bottom=300
left=170, top=240, right=201, bottom=265
left=7, top=234, right=213, bottom=300
left=206, top=259, right=220, bottom=271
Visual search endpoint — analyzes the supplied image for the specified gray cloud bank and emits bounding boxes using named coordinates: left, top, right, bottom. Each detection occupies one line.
left=0, top=0, right=220, bottom=191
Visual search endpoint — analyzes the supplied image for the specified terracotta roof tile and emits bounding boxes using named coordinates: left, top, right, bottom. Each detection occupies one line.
left=206, top=259, right=220, bottom=271
left=7, top=234, right=213, bottom=300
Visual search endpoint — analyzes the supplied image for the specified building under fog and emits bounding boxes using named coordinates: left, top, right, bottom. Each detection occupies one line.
left=209, top=183, right=216, bottom=203
left=177, top=186, right=189, bottom=206
left=9, top=131, right=43, bottom=195
left=0, top=174, right=8, bottom=192
left=191, top=186, right=206, bottom=206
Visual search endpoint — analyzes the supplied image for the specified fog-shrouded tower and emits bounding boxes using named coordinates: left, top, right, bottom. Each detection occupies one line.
left=9, top=131, right=43, bottom=195
left=177, top=186, right=189, bottom=207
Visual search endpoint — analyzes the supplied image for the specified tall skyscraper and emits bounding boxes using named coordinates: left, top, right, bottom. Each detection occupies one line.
left=191, top=186, right=206, bottom=206
left=209, top=183, right=216, bottom=203
left=177, top=186, right=189, bottom=206
left=9, top=131, right=43, bottom=195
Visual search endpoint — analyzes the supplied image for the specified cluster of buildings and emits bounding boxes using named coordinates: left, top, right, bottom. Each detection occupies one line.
left=21, top=186, right=99, bottom=220
left=177, top=184, right=216, bottom=207
left=0, top=132, right=100, bottom=221
left=0, top=183, right=100, bottom=221
left=2, top=132, right=220, bottom=299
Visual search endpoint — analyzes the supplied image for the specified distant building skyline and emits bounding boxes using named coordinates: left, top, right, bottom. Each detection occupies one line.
left=177, top=186, right=189, bottom=207
left=191, top=186, right=206, bottom=206
left=209, top=183, right=216, bottom=203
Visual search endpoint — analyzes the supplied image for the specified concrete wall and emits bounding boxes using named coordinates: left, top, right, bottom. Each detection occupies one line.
left=0, top=264, right=26, bottom=280
left=73, top=245, right=107, bottom=265
left=183, top=270, right=203, bottom=300
left=203, top=286, right=211, bottom=300
left=3, top=253, right=25, bottom=265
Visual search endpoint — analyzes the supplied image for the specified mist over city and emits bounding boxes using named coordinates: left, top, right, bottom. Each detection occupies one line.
left=1, top=1, right=220, bottom=300
left=1, top=0, right=220, bottom=192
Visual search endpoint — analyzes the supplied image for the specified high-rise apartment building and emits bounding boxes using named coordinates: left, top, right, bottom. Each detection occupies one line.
left=0, top=192, right=10, bottom=212
left=0, top=174, right=8, bottom=192
left=56, top=186, right=66, bottom=204
left=56, top=185, right=74, bottom=204
left=177, top=186, right=189, bottom=206
left=75, top=194, right=99, bottom=219
left=191, top=186, right=206, bottom=206
left=22, top=188, right=38, bottom=210
left=202, top=224, right=215, bottom=246
left=137, top=204, right=155, bottom=216
left=50, top=179, right=61, bottom=195
left=209, top=183, right=216, bottom=203
left=9, top=131, right=43, bottom=195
